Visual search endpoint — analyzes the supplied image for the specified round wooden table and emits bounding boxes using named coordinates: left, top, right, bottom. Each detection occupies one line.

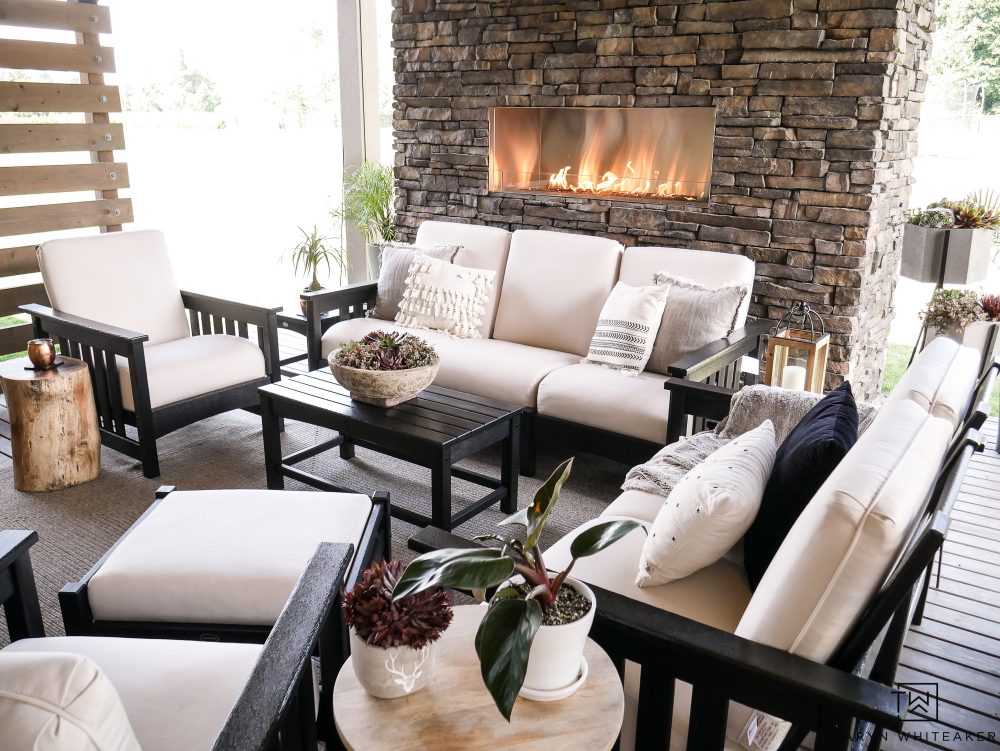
left=0, top=356, right=100, bottom=492
left=334, top=605, right=624, bottom=751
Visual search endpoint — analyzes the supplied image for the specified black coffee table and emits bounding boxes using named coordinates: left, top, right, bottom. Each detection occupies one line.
left=258, top=370, right=521, bottom=531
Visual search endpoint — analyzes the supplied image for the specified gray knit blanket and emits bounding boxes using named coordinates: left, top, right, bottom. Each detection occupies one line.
left=622, top=385, right=879, bottom=497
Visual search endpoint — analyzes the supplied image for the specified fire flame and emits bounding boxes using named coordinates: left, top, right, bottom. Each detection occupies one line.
left=547, top=156, right=697, bottom=201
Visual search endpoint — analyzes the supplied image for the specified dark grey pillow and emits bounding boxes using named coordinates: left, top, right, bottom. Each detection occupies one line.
left=370, top=243, right=461, bottom=321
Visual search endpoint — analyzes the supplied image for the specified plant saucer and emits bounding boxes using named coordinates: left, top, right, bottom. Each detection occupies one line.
left=518, top=656, right=589, bottom=702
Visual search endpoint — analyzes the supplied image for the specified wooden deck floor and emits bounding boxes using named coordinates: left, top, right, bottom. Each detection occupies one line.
left=2, top=341, right=999, bottom=747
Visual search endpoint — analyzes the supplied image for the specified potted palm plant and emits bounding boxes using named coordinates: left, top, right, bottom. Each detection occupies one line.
left=286, top=225, right=348, bottom=314
left=331, top=161, right=396, bottom=279
left=392, top=459, right=641, bottom=719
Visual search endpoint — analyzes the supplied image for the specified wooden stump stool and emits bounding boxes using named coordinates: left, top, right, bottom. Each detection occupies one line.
left=0, top=357, right=100, bottom=491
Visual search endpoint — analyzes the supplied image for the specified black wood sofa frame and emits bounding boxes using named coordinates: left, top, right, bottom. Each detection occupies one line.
left=0, top=531, right=353, bottom=751
left=300, top=282, right=771, bottom=472
left=22, top=292, right=283, bottom=479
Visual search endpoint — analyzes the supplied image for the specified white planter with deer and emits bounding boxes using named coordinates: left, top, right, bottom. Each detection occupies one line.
left=520, top=578, right=596, bottom=698
left=349, top=629, right=437, bottom=699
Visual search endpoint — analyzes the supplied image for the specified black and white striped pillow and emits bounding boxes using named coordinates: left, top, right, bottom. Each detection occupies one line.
left=586, top=282, right=670, bottom=374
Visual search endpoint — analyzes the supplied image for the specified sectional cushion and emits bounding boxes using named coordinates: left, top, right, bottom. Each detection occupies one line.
left=492, top=230, right=623, bottom=356
left=885, top=336, right=982, bottom=428
left=536, top=362, right=671, bottom=442
left=370, top=242, right=461, bottom=321
left=602, top=489, right=672, bottom=524
left=432, top=337, right=579, bottom=408
left=117, top=334, right=266, bottom=411
left=415, top=221, right=512, bottom=338
left=87, top=490, right=373, bottom=625
left=0, top=651, right=140, bottom=750
left=38, top=229, right=190, bottom=346
left=321, top=317, right=452, bottom=360
left=4, top=637, right=260, bottom=751
left=743, top=382, right=859, bottom=590
left=617, top=245, right=755, bottom=328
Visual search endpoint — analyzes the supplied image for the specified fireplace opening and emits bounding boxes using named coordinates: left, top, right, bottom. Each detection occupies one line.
left=488, top=106, right=715, bottom=204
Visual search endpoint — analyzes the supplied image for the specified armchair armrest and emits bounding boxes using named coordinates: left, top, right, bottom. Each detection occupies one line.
left=21, top=303, right=148, bottom=355
left=212, top=541, right=354, bottom=751
left=667, top=318, right=772, bottom=382
left=301, top=281, right=379, bottom=370
left=180, top=290, right=283, bottom=326
left=0, top=530, right=44, bottom=640
left=664, top=377, right=735, bottom=423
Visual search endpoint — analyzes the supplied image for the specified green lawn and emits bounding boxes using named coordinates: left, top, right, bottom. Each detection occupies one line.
left=882, top=341, right=999, bottom=415
left=0, top=314, right=31, bottom=362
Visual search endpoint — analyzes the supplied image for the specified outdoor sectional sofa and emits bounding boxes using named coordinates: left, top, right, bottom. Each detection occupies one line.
left=302, top=220, right=767, bottom=472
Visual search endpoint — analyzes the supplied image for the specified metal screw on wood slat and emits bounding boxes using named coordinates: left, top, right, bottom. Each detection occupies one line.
left=109, top=171, right=117, bottom=180
left=113, top=208, right=121, bottom=217
left=91, top=15, right=99, bottom=22
left=99, top=95, right=108, bottom=103
left=104, top=133, right=113, bottom=141
left=95, top=55, right=103, bottom=63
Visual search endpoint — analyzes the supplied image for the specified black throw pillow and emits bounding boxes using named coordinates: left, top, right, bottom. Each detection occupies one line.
left=743, top=382, right=860, bottom=590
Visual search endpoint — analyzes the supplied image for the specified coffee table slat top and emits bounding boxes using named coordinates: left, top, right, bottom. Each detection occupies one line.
left=259, top=370, right=521, bottom=448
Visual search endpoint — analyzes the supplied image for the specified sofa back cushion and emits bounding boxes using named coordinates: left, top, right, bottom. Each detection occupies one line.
left=38, top=229, right=190, bottom=346
left=884, top=335, right=982, bottom=429
left=415, top=221, right=512, bottom=338
left=618, top=245, right=755, bottom=329
left=493, top=230, right=623, bottom=355
left=735, top=398, right=953, bottom=662
left=0, top=650, right=140, bottom=750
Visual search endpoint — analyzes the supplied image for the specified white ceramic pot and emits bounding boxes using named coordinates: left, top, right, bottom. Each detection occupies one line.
left=349, top=629, right=437, bottom=699
left=520, top=578, right=595, bottom=696
left=329, top=360, right=439, bottom=407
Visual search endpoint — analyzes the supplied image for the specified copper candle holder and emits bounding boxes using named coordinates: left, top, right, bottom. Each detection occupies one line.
left=27, top=338, right=57, bottom=369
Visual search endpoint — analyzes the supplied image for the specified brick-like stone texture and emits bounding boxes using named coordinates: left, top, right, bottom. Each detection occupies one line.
left=392, top=0, right=935, bottom=398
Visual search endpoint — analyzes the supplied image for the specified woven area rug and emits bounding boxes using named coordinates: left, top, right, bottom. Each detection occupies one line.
left=0, top=409, right=627, bottom=643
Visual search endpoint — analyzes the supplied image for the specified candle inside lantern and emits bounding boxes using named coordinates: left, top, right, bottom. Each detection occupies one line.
left=780, top=365, right=807, bottom=391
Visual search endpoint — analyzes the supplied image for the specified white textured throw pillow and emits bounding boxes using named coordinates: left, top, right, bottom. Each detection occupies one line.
left=396, top=254, right=496, bottom=338
left=370, top=242, right=463, bottom=321
left=646, top=272, right=749, bottom=375
left=0, top=651, right=141, bottom=750
left=637, top=421, right=776, bottom=587
left=586, top=282, right=670, bottom=373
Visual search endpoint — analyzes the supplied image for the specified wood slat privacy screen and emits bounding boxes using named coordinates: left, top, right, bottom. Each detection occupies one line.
left=0, top=0, right=130, bottom=355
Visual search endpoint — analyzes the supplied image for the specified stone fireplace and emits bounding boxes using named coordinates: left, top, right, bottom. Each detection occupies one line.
left=391, top=0, right=935, bottom=398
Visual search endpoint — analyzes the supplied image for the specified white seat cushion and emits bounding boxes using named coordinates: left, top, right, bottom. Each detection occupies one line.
left=118, top=334, right=265, bottom=411
left=536, top=362, right=670, bottom=442
left=602, top=489, right=667, bottom=524
left=618, top=245, right=755, bottom=328
left=38, top=229, right=190, bottom=346
left=4, top=637, right=260, bottom=751
left=885, top=336, right=982, bottom=428
left=0, top=651, right=140, bottom=750
left=432, top=337, right=579, bottom=408
left=492, top=230, right=623, bottom=356
left=544, top=519, right=752, bottom=632
left=415, top=220, right=512, bottom=338
left=87, top=489, right=374, bottom=625
left=321, top=316, right=453, bottom=360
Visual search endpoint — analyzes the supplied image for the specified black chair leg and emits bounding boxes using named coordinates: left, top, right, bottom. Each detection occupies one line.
left=138, top=431, right=160, bottom=478
left=519, top=411, right=537, bottom=478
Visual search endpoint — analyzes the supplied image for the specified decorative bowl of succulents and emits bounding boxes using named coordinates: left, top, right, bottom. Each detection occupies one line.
left=393, top=459, right=641, bottom=719
left=329, top=330, right=440, bottom=407
left=902, top=192, right=1000, bottom=286
left=344, top=559, right=453, bottom=698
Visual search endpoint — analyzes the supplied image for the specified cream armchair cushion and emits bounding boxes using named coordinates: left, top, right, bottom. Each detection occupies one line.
left=0, top=651, right=140, bottom=750
left=38, top=229, right=190, bottom=346
left=117, top=334, right=266, bottom=411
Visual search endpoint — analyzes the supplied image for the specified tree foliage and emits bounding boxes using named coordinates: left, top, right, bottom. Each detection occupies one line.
left=933, top=0, right=1000, bottom=113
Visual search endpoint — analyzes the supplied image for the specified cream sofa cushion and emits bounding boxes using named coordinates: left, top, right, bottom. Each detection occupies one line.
left=415, top=220, right=512, bottom=337
left=0, top=651, right=140, bottom=750
left=492, top=230, right=623, bottom=356
left=321, top=316, right=452, bottom=359
left=618, top=245, right=755, bottom=327
left=4, top=637, right=260, bottom=751
left=536, top=363, right=671, bottom=443
left=87, top=489, right=373, bottom=625
left=38, top=229, right=190, bottom=346
left=117, top=334, right=265, bottom=411
left=431, top=337, right=579, bottom=407
left=602, top=488, right=669, bottom=524
left=885, top=336, right=981, bottom=428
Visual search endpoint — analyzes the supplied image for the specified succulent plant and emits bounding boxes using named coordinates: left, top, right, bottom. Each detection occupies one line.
left=922, top=191, right=1000, bottom=230
left=982, top=294, right=1000, bottom=321
left=920, top=289, right=988, bottom=334
left=344, top=560, right=453, bottom=649
left=333, top=330, right=439, bottom=371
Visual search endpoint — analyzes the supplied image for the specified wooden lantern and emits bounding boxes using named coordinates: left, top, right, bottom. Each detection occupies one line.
left=763, top=302, right=830, bottom=394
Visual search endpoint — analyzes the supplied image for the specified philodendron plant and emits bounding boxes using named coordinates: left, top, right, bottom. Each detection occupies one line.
left=392, top=458, right=640, bottom=720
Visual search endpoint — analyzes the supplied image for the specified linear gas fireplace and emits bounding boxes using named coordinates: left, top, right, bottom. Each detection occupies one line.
left=488, top=106, right=715, bottom=204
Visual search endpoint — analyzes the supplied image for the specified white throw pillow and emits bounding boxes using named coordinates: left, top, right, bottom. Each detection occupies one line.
left=586, top=282, right=670, bottom=374
left=646, top=272, right=748, bottom=375
left=396, top=254, right=496, bottom=338
left=637, top=421, right=777, bottom=587
left=0, top=651, right=141, bottom=750
left=370, top=242, right=463, bottom=321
